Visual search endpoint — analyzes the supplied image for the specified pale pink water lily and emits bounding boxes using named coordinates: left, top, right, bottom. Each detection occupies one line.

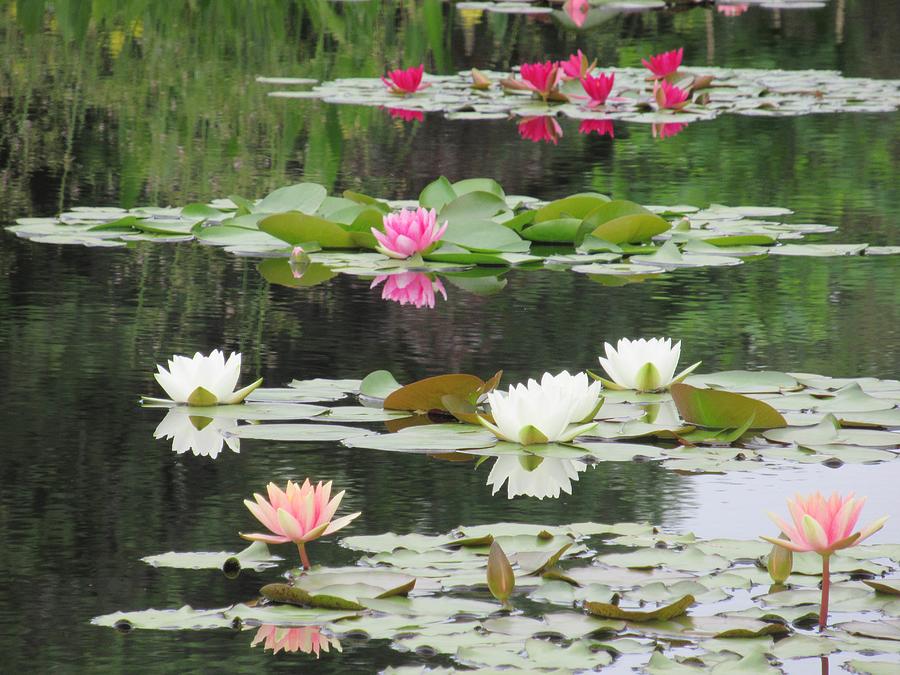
left=382, top=64, right=430, bottom=94
left=652, top=121, right=689, bottom=139
left=717, top=3, right=749, bottom=16
left=386, top=107, right=424, bottom=122
left=370, top=272, right=447, bottom=309
left=519, top=61, right=561, bottom=100
left=251, top=625, right=342, bottom=657
left=241, top=479, right=361, bottom=569
left=642, top=47, right=683, bottom=79
left=579, top=119, right=615, bottom=138
left=762, top=491, right=887, bottom=631
left=655, top=80, right=690, bottom=110
left=372, top=207, right=447, bottom=259
left=518, top=116, right=563, bottom=145
left=560, top=50, right=594, bottom=80
left=564, top=0, right=590, bottom=27
left=154, top=350, right=262, bottom=406
left=579, top=72, right=615, bottom=107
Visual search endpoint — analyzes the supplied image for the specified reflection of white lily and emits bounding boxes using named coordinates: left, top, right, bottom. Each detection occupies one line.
left=480, top=371, right=602, bottom=445
left=487, top=455, right=587, bottom=499
left=153, top=409, right=240, bottom=459
left=154, top=350, right=262, bottom=406
left=597, top=338, right=700, bottom=392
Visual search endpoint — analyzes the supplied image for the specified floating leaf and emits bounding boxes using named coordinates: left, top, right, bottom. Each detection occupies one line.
left=585, top=594, right=693, bottom=622
left=671, top=384, right=787, bottom=429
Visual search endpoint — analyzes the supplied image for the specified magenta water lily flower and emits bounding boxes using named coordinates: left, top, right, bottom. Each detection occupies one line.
left=519, top=61, right=560, bottom=100
left=642, top=47, right=683, bottom=79
left=580, top=72, right=615, bottom=107
left=560, top=50, right=592, bottom=80
left=251, top=626, right=342, bottom=657
left=564, top=0, right=590, bottom=27
left=762, top=491, right=887, bottom=631
left=372, top=207, right=447, bottom=259
left=518, top=116, right=563, bottom=145
left=579, top=119, right=615, bottom=138
left=655, top=81, right=690, bottom=110
left=386, top=107, right=424, bottom=122
left=652, top=121, right=688, bottom=139
left=241, top=479, right=361, bottom=569
left=371, top=272, right=447, bottom=309
left=382, top=64, right=430, bottom=94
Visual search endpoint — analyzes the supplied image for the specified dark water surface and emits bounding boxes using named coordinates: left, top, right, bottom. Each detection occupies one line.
left=1, top=1, right=898, bottom=672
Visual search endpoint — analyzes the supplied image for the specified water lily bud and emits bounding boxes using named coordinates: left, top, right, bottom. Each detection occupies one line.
left=767, top=536, right=793, bottom=584
left=487, top=541, right=515, bottom=605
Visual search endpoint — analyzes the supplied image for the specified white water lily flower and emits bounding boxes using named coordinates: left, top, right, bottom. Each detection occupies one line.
left=597, top=338, right=700, bottom=392
left=479, top=371, right=602, bottom=445
left=154, top=409, right=240, bottom=459
left=487, top=456, right=587, bottom=500
left=154, top=350, right=262, bottom=406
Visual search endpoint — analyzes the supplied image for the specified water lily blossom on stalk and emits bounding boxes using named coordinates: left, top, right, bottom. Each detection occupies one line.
left=479, top=371, right=602, bottom=445
left=564, top=0, right=590, bottom=27
left=251, top=625, right=342, bottom=657
left=372, top=208, right=447, bottom=259
left=655, top=81, right=690, bottom=110
left=382, top=64, right=430, bottom=94
left=579, top=72, right=615, bottom=107
left=153, top=409, right=240, bottom=459
left=641, top=47, right=684, bottom=79
left=598, top=337, right=700, bottom=392
left=518, top=116, right=563, bottom=145
left=386, top=107, right=424, bottom=122
left=560, top=50, right=594, bottom=80
left=370, top=272, right=447, bottom=309
left=487, top=455, right=587, bottom=499
left=579, top=119, right=615, bottom=138
left=241, top=479, right=361, bottom=569
left=519, top=61, right=561, bottom=100
left=154, top=350, right=262, bottom=406
left=762, top=492, right=888, bottom=631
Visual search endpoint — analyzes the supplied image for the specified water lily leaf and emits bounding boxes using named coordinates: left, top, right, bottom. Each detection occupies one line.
left=763, top=414, right=899, bottom=447
left=844, top=661, right=900, bottom=675
left=141, top=541, right=280, bottom=573
left=684, top=371, right=799, bottom=394
left=671, top=384, right=786, bottom=429
left=259, top=212, right=358, bottom=248
left=513, top=542, right=574, bottom=576
left=286, top=378, right=361, bottom=401
left=358, top=370, right=403, bottom=400
left=839, top=619, right=900, bottom=641
left=533, top=194, right=610, bottom=223
left=585, top=594, right=694, bottom=622
left=292, top=569, right=416, bottom=599
left=596, top=547, right=730, bottom=573
left=194, top=225, right=284, bottom=248
left=384, top=374, right=485, bottom=412
left=452, top=178, right=505, bottom=200
left=584, top=201, right=671, bottom=244
left=864, top=580, right=900, bottom=596
left=258, top=258, right=336, bottom=288
left=261, top=582, right=366, bottom=610
left=319, top=407, right=411, bottom=423
left=525, top=638, right=614, bottom=668
left=232, top=423, right=373, bottom=442
left=343, top=425, right=497, bottom=453
left=521, top=218, right=583, bottom=243
left=439, top=191, right=510, bottom=226
left=91, top=606, right=237, bottom=631
left=170, top=402, right=327, bottom=421
left=255, top=183, right=327, bottom=214
left=441, top=218, right=530, bottom=253
left=770, top=243, right=868, bottom=256
left=646, top=651, right=704, bottom=673
left=419, top=176, right=457, bottom=211
left=426, top=243, right=541, bottom=265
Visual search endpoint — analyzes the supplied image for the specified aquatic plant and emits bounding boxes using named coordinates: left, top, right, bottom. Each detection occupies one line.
left=763, top=492, right=888, bottom=630
left=642, top=48, right=684, bottom=79
left=382, top=64, right=429, bottom=94
left=560, top=50, right=593, bottom=80
left=386, top=107, right=424, bottom=122
left=370, top=272, right=447, bottom=309
left=655, top=81, right=690, bottom=110
left=578, top=119, right=615, bottom=138
left=579, top=73, right=615, bottom=108
left=518, top=61, right=561, bottom=100
left=251, top=625, right=341, bottom=656
left=597, top=338, right=700, bottom=392
left=487, top=541, right=515, bottom=606
left=652, top=122, right=689, bottom=139
left=372, top=208, right=447, bottom=259
left=154, top=350, right=262, bottom=406
left=718, top=3, right=750, bottom=16
left=241, top=479, right=361, bottom=570
left=518, top=116, right=563, bottom=144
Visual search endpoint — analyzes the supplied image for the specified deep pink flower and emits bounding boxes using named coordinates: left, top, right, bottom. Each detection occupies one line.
left=642, top=48, right=684, bottom=79
left=372, top=208, right=447, bottom=259
left=382, top=64, right=431, bottom=94
left=580, top=72, right=615, bottom=107
left=251, top=626, right=342, bottom=657
left=241, top=479, right=361, bottom=569
left=564, top=0, right=590, bottom=27
left=655, top=81, right=690, bottom=110
left=387, top=107, right=424, bottom=122
left=560, top=50, right=591, bottom=80
left=370, top=272, right=447, bottom=309
left=518, top=116, right=563, bottom=144
left=519, top=61, right=560, bottom=99
left=652, top=122, right=688, bottom=139
left=579, top=119, right=615, bottom=138
left=717, top=3, right=749, bottom=16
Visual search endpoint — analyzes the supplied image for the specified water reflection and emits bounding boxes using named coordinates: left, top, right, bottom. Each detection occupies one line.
left=652, top=122, right=690, bottom=139
left=386, top=107, right=424, bottom=123
left=250, top=625, right=342, bottom=657
left=578, top=119, right=615, bottom=138
left=153, top=409, right=240, bottom=459
left=370, top=272, right=448, bottom=309
left=486, top=455, right=587, bottom=500
left=564, top=0, right=590, bottom=28
left=717, top=3, right=750, bottom=17
left=517, top=116, right=564, bottom=145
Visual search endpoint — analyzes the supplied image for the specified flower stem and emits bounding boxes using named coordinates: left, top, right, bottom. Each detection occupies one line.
left=819, top=554, right=831, bottom=632
left=298, top=542, right=311, bottom=571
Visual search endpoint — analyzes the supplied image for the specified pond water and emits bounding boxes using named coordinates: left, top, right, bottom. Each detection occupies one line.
left=1, top=1, right=899, bottom=672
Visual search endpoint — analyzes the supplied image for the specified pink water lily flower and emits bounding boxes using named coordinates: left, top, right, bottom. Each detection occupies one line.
left=564, top=0, right=590, bottom=27
left=762, top=491, right=887, bottom=631
left=386, top=107, right=424, bottom=122
left=717, top=3, right=749, bottom=16
left=382, top=64, right=431, bottom=94
left=371, top=272, right=447, bottom=309
left=519, top=61, right=560, bottom=100
left=241, top=479, right=361, bottom=569
left=642, top=47, right=683, bottom=79
left=372, top=207, right=447, bottom=259
left=560, top=50, right=592, bottom=80
left=579, top=119, right=615, bottom=138
left=655, top=81, right=690, bottom=110
left=580, top=72, right=615, bottom=107
left=518, top=116, right=563, bottom=145
left=251, top=626, right=342, bottom=657
left=652, top=122, right=688, bottom=139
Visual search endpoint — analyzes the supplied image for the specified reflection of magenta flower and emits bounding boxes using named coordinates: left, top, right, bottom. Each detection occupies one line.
left=579, top=120, right=615, bottom=138
left=382, top=64, right=430, bottom=94
left=519, top=61, right=560, bottom=99
left=652, top=122, right=688, bottom=139
left=386, top=107, right=424, bottom=122
left=564, top=0, right=590, bottom=27
left=371, top=272, right=448, bottom=309
left=641, top=48, right=683, bottom=79
left=518, top=116, right=563, bottom=145
left=655, top=81, right=690, bottom=110
left=251, top=625, right=342, bottom=657
left=372, top=208, right=448, bottom=259
left=717, top=3, right=749, bottom=16
left=560, top=50, right=590, bottom=79
left=580, top=72, right=615, bottom=107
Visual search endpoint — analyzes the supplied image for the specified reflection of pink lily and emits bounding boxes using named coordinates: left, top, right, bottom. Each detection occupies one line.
left=717, top=3, right=749, bottom=16
left=579, top=120, right=615, bottom=138
left=651, top=122, right=688, bottom=139
left=251, top=625, right=342, bottom=656
left=519, top=61, right=561, bottom=100
left=564, top=0, right=590, bottom=27
left=654, top=81, right=690, bottom=110
left=382, top=64, right=431, bottom=94
left=371, top=272, right=448, bottom=309
left=579, top=72, right=615, bottom=107
left=386, top=107, right=424, bottom=122
left=518, top=116, right=563, bottom=145
left=642, top=48, right=683, bottom=79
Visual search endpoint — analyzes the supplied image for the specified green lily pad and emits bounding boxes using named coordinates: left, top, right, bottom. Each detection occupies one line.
left=232, top=423, right=373, bottom=442
left=671, top=384, right=787, bottom=429
left=585, top=594, right=694, bottom=622
left=141, top=541, right=279, bottom=573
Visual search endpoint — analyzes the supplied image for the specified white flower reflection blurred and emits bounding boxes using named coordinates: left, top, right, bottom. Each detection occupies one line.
left=153, top=409, right=240, bottom=459
left=486, top=455, right=587, bottom=499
